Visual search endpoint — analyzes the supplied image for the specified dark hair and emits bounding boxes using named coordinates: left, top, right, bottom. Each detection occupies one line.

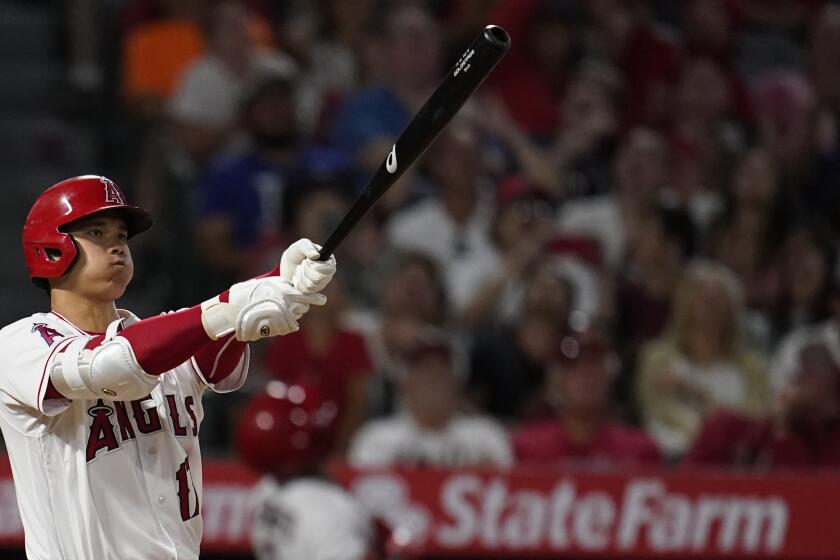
left=653, top=202, right=696, bottom=259
left=385, top=250, right=449, bottom=321
left=772, top=223, right=837, bottom=338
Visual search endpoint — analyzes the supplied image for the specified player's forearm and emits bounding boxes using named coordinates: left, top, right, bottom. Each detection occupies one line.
left=119, top=306, right=213, bottom=375
left=191, top=333, right=248, bottom=383
left=119, top=265, right=279, bottom=376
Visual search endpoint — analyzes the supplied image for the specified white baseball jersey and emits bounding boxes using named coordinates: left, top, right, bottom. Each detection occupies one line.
left=349, top=413, right=513, bottom=468
left=0, top=310, right=249, bottom=560
left=250, top=476, right=373, bottom=560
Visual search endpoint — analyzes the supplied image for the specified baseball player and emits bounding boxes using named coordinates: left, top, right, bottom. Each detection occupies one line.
left=0, top=175, right=336, bottom=559
left=236, top=381, right=376, bottom=560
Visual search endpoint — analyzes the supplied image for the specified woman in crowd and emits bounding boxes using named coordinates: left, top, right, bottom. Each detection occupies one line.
left=637, top=261, right=770, bottom=459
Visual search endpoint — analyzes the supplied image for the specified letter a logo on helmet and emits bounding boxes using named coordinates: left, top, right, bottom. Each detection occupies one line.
left=101, top=177, right=126, bottom=205
left=22, top=175, right=153, bottom=285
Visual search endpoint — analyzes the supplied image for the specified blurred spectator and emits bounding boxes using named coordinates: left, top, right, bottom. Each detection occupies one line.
left=559, top=127, right=669, bottom=270
left=682, top=0, right=754, bottom=122
left=236, top=382, right=376, bottom=560
left=386, top=121, right=499, bottom=312
left=265, top=279, right=372, bottom=458
left=805, top=5, right=840, bottom=235
left=363, top=252, right=450, bottom=416
left=468, top=261, right=573, bottom=421
left=770, top=225, right=836, bottom=343
left=585, top=0, right=681, bottom=127
left=637, top=261, right=770, bottom=458
left=169, top=0, right=294, bottom=162
left=615, top=202, right=696, bottom=358
left=668, top=56, right=746, bottom=198
left=708, top=147, right=793, bottom=313
left=486, top=0, right=585, bottom=138
left=279, top=0, right=370, bottom=138
left=751, top=70, right=815, bottom=176
left=332, top=0, right=442, bottom=174
left=686, top=339, right=840, bottom=468
left=193, top=67, right=351, bottom=289
left=459, top=181, right=555, bottom=327
left=121, top=0, right=207, bottom=122
left=771, top=263, right=840, bottom=395
left=514, top=331, right=661, bottom=467
left=613, top=202, right=696, bottom=415
left=350, top=330, right=513, bottom=467
left=481, top=60, right=621, bottom=200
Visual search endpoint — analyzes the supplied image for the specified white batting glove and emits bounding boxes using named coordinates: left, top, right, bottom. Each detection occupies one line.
left=280, top=238, right=337, bottom=294
left=200, top=277, right=326, bottom=342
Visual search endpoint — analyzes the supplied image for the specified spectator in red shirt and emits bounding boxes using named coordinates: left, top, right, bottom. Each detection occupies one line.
left=513, top=330, right=661, bottom=467
left=264, top=276, right=373, bottom=458
left=487, top=0, right=585, bottom=138
left=685, top=339, right=840, bottom=469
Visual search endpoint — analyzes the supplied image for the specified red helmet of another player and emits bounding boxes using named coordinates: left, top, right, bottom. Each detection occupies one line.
left=22, top=175, right=153, bottom=283
left=236, top=381, right=340, bottom=478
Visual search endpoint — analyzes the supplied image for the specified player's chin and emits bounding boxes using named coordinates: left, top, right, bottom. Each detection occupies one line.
left=104, top=271, right=133, bottom=299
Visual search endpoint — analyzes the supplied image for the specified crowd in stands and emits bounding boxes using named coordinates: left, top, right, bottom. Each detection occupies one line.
left=73, top=0, right=840, bottom=472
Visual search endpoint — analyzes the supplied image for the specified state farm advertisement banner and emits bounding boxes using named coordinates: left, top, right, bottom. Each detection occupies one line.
left=1, top=455, right=840, bottom=558
left=332, top=466, right=840, bottom=559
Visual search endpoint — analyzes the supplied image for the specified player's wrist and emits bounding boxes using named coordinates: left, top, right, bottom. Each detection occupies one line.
left=202, top=277, right=326, bottom=342
left=200, top=297, right=238, bottom=340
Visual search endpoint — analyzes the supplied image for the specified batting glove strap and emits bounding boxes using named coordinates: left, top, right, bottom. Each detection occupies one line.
left=200, top=298, right=238, bottom=340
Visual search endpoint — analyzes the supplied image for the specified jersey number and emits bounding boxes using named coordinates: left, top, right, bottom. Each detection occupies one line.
left=176, top=458, right=200, bottom=521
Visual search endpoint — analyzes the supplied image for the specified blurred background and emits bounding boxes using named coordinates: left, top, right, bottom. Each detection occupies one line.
left=1, top=0, right=840, bottom=558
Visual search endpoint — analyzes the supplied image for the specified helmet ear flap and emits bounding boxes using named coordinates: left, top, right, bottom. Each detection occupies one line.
left=25, top=232, right=79, bottom=285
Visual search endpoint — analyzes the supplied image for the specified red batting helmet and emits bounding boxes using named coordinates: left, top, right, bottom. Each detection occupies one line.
left=236, top=381, right=340, bottom=479
left=22, top=175, right=153, bottom=283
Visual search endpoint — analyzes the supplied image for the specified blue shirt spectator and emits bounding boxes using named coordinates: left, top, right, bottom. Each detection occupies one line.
left=331, top=85, right=411, bottom=162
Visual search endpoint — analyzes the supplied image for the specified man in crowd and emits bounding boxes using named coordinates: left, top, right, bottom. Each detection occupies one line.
left=513, top=330, right=661, bottom=466
left=350, top=330, right=512, bottom=468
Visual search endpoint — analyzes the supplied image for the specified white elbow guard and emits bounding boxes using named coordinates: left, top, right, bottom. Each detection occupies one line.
left=49, top=336, right=159, bottom=401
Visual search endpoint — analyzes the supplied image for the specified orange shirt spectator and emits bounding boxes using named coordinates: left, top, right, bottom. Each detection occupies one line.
left=122, top=11, right=274, bottom=115
left=122, top=18, right=205, bottom=102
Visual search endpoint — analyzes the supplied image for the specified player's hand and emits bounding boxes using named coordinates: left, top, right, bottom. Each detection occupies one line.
left=201, top=277, right=326, bottom=341
left=232, top=279, right=325, bottom=341
left=280, top=238, right=337, bottom=294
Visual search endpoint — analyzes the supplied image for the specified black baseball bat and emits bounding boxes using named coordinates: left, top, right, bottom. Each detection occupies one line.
left=317, top=24, right=510, bottom=261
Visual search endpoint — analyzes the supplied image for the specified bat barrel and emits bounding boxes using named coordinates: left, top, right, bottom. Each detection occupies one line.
left=317, top=25, right=510, bottom=261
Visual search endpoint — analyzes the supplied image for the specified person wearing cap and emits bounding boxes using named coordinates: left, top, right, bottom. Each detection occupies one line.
left=512, top=330, right=661, bottom=467
left=349, top=330, right=512, bottom=468
left=686, top=340, right=840, bottom=468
